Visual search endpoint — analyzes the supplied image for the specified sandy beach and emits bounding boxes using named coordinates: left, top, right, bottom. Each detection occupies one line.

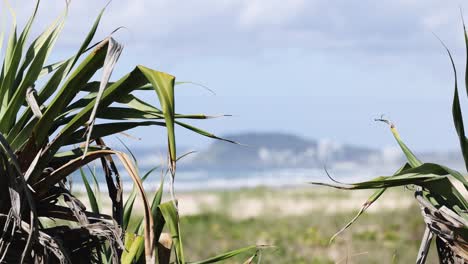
left=175, top=187, right=415, bottom=219
left=82, top=186, right=416, bottom=219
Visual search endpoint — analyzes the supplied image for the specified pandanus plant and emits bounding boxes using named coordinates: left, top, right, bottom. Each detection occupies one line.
left=0, top=1, right=261, bottom=263
left=311, top=23, right=468, bottom=264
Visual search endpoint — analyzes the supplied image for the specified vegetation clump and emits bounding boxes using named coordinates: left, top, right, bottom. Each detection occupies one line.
left=0, top=1, right=260, bottom=263
left=311, top=25, right=468, bottom=264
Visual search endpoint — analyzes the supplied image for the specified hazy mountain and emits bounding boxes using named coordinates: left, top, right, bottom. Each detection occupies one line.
left=129, top=132, right=465, bottom=172
left=179, top=132, right=392, bottom=170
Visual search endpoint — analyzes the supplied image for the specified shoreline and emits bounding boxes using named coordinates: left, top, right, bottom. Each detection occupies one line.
left=75, top=186, right=417, bottom=219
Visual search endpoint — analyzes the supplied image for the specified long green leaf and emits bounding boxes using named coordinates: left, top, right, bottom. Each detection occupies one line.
left=376, top=118, right=422, bottom=167
left=44, top=67, right=148, bottom=157
left=138, top=66, right=177, bottom=169
left=326, top=163, right=412, bottom=243
left=123, top=167, right=157, bottom=232
left=310, top=163, right=450, bottom=190
left=132, top=174, right=166, bottom=263
left=7, top=6, right=107, bottom=149
left=79, top=168, right=100, bottom=214
left=191, top=246, right=258, bottom=264
left=0, top=28, right=58, bottom=132
left=121, top=234, right=145, bottom=264
left=65, top=121, right=165, bottom=146
left=0, top=0, right=38, bottom=109
left=160, top=201, right=185, bottom=264
left=15, top=5, right=67, bottom=90
left=432, top=33, right=468, bottom=174
left=25, top=39, right=109, bottom=152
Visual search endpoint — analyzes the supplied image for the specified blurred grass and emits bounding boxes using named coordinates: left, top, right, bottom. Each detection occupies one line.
left=178, top=187, right=438, bottom=264
left=76, top=186, right=439, bottom=263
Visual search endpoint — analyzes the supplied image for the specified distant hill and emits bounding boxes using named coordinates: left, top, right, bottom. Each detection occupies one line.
left=179, top=132, right=387, bottom=170
left=128, top=132, right=465, bottom=172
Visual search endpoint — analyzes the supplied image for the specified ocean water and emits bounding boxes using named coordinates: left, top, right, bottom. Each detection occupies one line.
left=70, top=164, right=399, bottom=193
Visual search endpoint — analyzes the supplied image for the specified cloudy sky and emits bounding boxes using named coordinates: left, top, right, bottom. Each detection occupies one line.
left=10, top=1, right=468, bottom=152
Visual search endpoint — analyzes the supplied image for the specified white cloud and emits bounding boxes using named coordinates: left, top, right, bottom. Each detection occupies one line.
left=238, top=0, right=307, bottom=29
left=3, top=0, right=467, bottom=64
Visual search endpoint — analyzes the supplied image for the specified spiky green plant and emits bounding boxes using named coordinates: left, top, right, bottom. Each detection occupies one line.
left=0, top=1, right=261, bottom=263
left=311, top=25, right=468, bottom=263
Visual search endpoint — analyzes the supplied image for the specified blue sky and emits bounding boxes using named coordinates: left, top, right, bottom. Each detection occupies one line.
left=11, top=0, right=468, bottom=152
